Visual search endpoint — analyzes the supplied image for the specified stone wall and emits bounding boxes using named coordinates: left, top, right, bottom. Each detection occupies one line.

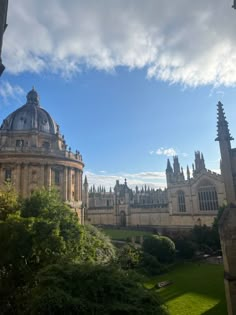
left=219, top=208, right=236, bottom=315
left=86, top=206, right=217, bottom=229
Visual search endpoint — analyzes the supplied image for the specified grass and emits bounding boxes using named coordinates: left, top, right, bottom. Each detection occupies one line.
left=101, top=228, right=153, bottom=240
left=146, top=263, right=227, bottom=315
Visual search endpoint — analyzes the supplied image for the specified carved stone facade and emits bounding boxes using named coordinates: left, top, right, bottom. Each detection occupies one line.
left=85, top=152, right=226, bottom=230
left=0, top=88, right=84, bottom=223
left=216, top=102, right=236, bottom=315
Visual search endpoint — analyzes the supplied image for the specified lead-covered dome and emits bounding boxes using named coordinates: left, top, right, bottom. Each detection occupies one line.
left=0, top=88, right=58, bottom=134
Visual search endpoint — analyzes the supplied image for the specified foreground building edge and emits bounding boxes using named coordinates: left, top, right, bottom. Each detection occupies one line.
left=216, top=102, right=236, bottom=315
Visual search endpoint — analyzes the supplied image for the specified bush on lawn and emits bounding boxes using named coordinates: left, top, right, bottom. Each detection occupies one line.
left=142, top=235, right=175, bottom=263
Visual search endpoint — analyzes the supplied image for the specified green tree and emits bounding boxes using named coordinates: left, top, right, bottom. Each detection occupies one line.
left=116, top=244, right=141, bottom=269
left=142, top=235, right=175, bottom=263
left=0, top=188, right=115, bottom=313
left=28, top=263, right=168, bottom=315
left=0, top=182, right=20, bottom=220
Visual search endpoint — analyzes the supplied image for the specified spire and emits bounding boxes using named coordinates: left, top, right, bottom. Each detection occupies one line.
left=84, top=175, right=88, bottom=185
left=187, top=165, right=190, bottom=180
left=166, top=159, right=173, bottom=173
left=173, top=156, right=180, bottom=174
left=200, top=153, right=205, bottom=169
left=215, top=101, right=234, bottom=142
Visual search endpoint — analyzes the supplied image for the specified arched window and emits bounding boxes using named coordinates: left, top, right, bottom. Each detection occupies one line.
left=177, top=191, right=186, bottom=212
left=198, top=185, right=218, bottom=211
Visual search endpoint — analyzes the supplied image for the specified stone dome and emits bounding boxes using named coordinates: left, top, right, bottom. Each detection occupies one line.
left=0, top=88, right=58, bottom=134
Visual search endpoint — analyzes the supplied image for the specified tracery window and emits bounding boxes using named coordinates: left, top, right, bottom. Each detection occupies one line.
left=198, top=186, right=218, bottom=211
left=177, top=191, right=186, bottom=212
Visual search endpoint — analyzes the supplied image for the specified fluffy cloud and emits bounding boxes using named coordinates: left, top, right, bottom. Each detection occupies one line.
left=85, top=170, right=166, bottom=191
left=155, top=147, right=177, bottom=156
left=3, top=0, right=236, bottom=85
left=0, top=81, right=25, bottom=104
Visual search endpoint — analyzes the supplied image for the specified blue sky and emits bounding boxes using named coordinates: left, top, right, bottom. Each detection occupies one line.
left=1, top=0, right=236, bottom=189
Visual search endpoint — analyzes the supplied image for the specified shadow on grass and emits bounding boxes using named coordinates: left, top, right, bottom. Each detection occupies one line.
left=151, top=263, right=227, bottom=315
left=201, top=300, right=227, bottom=315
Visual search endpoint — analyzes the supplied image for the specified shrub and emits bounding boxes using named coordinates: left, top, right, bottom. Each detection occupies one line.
left=116, top=244, right=141, bottom=269
left=28, top=263, right=168, bottom=315
left=175, top=239, right=196, bottom=259
left=142, top=235, right=175, bottom=263
left=139, top=253, right=167, bottom=276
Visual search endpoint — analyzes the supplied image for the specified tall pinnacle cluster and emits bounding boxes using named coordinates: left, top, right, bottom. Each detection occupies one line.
left=166, top=152, right=206, bottom=185
left=215, top=101, right=234, bottom=142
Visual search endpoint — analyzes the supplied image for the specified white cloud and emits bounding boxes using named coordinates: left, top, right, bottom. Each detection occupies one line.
left=3, top=0, right=236, bottom=85
left=0, top=81, right=25, bottom=105
left=155, top=147, right=176, bottom=156
left=85, top=170, right=166, bottom=191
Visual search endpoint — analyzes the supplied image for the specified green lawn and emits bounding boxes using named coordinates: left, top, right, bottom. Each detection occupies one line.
left=101, top=228, right=152, bottom=240
left=146, top=263, right=227, bottom=315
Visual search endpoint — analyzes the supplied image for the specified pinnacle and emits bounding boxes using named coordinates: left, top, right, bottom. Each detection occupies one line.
left=215, top=101, right=234, bottom=142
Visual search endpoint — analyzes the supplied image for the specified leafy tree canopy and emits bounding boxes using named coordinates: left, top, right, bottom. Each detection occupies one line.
left=0, top=188, right=115, bottom=313
left=142, top=235, right=175, bottom=263
left=28, top=263, right=168, bottom=315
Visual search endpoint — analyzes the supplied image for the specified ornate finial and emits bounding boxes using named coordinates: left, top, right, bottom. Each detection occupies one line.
left=215, top=101, right=234, bottom=141
left=26, top=88, right=40, bottom=106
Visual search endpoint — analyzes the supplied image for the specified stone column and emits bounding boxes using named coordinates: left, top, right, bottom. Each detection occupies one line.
left=75, top=169, right=79, bottom=201
left=23, top=163, right=29, bottom=197
left=67, top=167, right=72, bottom=201
left=79, top=170, right=82, bottom=201
left=40, top=165, right=45, bottom=187
left=63, top=166, right=68, bottom=201
left=15, top=164, right=21, bottom=194
left=0, top=163, right=2, bottom=187
left=46, top=164, right=51, bottom=188
left=219, top=208, right=236, bottom=315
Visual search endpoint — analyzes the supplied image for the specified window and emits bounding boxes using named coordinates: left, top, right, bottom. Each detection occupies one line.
left=42, top=141, right=50, bottom=149
left=16, top=139, right=24, bottom=147
left=198, top=186, right=218, bottom=211
left=5, top=169, right=11, bottom=181
left=178, top=191, right=186, bottom=212
left=55, top=170, right=60, bottom=185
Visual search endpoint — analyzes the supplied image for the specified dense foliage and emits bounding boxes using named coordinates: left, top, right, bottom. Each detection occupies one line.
left=142, top=235, right=175, bottom=263
left=28, top=263, right=168, bottom=315
left=0, top=187, right=116, bottom=314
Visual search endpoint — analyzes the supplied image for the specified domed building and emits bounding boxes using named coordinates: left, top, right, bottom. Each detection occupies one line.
left=0, top=88, right=84, bottom=222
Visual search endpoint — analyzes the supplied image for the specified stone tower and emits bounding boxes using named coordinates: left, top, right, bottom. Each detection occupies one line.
left=82, top=175, right=89, bottom=209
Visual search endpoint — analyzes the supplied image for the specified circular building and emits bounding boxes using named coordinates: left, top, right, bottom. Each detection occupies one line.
left=0, top=88, right=84, bottom=222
